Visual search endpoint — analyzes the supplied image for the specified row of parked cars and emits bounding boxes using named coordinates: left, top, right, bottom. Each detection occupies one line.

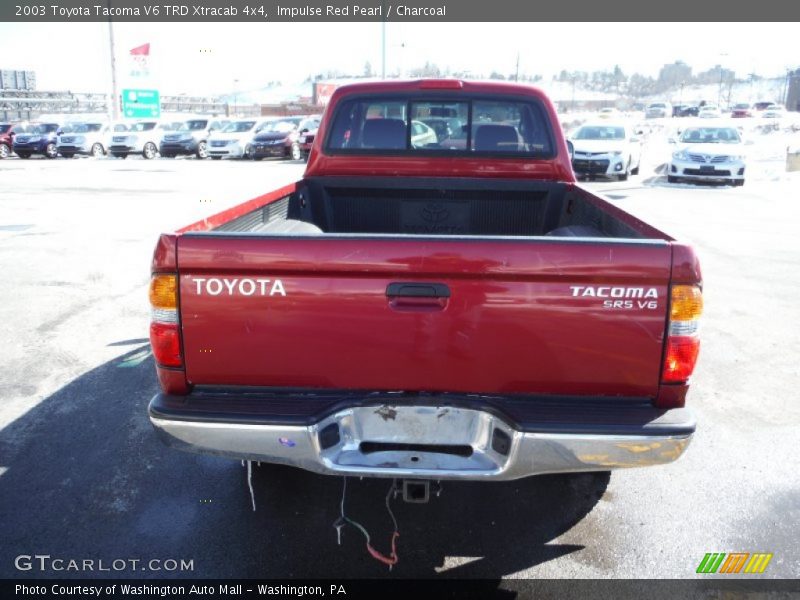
left=646, top=100, right=788, bottom=120
left=0, top=114, right=321, bottom=161
left=568, top=120, right=752, bottom=187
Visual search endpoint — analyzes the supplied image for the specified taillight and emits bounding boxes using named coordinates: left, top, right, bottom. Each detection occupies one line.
left=149, top=274, right=182, bottom=368
left=662, top=285, right=702, bottom=384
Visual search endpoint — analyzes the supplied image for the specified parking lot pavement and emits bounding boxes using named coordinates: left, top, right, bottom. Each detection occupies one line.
left=0, top=155, right=798, bottom=579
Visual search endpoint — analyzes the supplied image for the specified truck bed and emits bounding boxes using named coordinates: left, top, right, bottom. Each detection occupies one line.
left=210, top=177, right=667, bottom=240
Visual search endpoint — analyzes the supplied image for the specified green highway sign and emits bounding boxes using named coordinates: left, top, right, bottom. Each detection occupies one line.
left=121, top=89, right=161, bottom=118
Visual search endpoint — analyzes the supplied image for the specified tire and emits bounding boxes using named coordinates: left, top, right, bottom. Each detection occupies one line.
left=667, top=175, right=679, bottom=184
left=60, top=152, right=74, bottom=159
left=631, top=162, right=640, bottom=175
left=17, top=152, right=31, bottom=159
left=242, top=144, right=252, bottom=160
left=45, top=142, right=58, bottom=159
left=0, top=143, right=10, bottom=159
left=142, top=142, right=157, bottom=159
left=211, top=156, right=222, bottom=160
left=91, top=143, right=104, bottom=158
left=196, top=141, right=208, bottom=159
left=290, top=142, right=302, bottom=161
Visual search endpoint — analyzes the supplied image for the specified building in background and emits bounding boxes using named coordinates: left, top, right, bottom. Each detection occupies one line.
left=1, top=69, right=36, bottom=91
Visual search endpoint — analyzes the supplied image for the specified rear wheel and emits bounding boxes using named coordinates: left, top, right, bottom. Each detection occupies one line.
left=142, top=142, right=157, bottom=159
left=91, top=143, right=104, bottom=158
left=0, top=143, right=10, bottom=159
left=196, top=141, right=208, bottom=159
left=45, top=142, right=58, bottom=159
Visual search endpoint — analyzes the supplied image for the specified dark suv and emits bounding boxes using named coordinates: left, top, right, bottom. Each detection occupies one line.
left=159, top=118, right=227, bottom=159
left=0, top=123, right=15, bottom=159
left=11, top=122, right=61, bottom=158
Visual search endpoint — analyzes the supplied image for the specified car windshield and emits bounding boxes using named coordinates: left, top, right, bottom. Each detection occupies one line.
left=222, top=121, right=256, bottom=133
left=73, top=123, right=102, bottom=133
left=181, top=120, right=208, bottom=131
left=130, top=122, right=156, bottom=132
left=263, top=119, right=300, bottom=133
left=680, top=128, right=741, bottom=143
left=573, top=125, right=625, bottom=140
left=31, top=124, right=58, bottom=134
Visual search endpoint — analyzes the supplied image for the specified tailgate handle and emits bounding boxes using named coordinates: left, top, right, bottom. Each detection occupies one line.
left=386, top=283, right=451, bottom=298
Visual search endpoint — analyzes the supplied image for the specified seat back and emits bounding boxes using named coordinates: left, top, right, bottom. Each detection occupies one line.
left=361, top=119, right=407, bottom=149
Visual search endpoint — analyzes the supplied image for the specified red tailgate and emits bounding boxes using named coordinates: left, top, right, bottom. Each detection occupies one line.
left=177, top=236, right=671, bottom=398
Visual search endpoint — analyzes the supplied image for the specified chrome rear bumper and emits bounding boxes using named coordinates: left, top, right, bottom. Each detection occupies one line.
left=150, top=400, right=693, bottom=481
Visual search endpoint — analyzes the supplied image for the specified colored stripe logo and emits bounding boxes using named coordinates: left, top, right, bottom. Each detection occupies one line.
left=697, top=553, right=773, bottom=574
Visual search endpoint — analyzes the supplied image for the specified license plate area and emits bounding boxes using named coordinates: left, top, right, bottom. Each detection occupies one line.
left=314, top=404, right=517, bottom=478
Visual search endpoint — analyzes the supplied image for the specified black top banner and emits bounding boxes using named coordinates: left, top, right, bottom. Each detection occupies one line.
left=3, top=0, right=800, bottom=22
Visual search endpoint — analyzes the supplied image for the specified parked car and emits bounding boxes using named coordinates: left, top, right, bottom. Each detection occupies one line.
left=410, top=120, right=438, bottom=147
left=0, top=122, right=16, bottom=159
left=298, top=123, right=321, bottom=160
left=57, top=122, right=109, bottom=158
left=645, top=102, right=671, bottom=119
left=668, top=125, right=746, bottom=186
left=761, top=105, right=786, bottom=119
left=753, top=101, right=775, bottom=111
left=698, top=105, right=722, bottom=119
left=207, top=118, right=273, bottom=159
left=569, top=122, right=642, bottom=181
left=250, top=115, right=321, bottom=161
left=160, top=118, right=228, bottom=159
left=107, top=120, right=167, bottom=159
left=673, top=104, right=699, bottom=117
left=11, top=122, right=61, bottom=159
left=148, top=79, right=701, bottom=499
left=731, top=103, right=753, bottom=118
left=597, top=107, right=619, bottom=119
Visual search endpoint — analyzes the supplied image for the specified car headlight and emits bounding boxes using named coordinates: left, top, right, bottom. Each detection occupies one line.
left=672, top=150, right=688, bottom=161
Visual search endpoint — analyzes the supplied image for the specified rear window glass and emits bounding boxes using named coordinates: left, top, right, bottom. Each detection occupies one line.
left=326, top=96, right=553, bottom=156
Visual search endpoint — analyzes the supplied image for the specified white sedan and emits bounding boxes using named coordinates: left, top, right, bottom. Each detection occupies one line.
left=667, top=126, right=746, bottom=186
left=568, top=122, right=642, bottom=181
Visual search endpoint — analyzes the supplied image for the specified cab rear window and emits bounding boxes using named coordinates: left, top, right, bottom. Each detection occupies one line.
left=326, top=96, right=554, bottom=157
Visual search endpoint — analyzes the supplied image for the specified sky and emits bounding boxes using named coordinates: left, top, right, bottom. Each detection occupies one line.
left=0, top=22, right=798, bottom=96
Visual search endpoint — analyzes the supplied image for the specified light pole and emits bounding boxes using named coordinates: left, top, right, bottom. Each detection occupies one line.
left=233, top=79, right=239, bottom=116
left=716, top=52, right=729, bottom=107
left=107, top=1, right=119, bottom=120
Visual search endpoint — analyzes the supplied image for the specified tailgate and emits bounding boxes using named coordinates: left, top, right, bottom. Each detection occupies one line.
left=177, top=236, right=671, bottom=398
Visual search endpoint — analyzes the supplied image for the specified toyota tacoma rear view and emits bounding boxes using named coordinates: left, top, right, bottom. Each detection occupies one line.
left=147, top=80, right=702, bottom=490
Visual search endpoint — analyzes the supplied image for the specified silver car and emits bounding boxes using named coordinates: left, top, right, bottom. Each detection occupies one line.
left=668, top=126, right=746, bottom=186
left=57, top=122, right=109, bottom=158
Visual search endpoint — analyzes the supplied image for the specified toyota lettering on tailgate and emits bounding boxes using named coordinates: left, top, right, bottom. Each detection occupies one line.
left=192, top=277, right=286, bottom=297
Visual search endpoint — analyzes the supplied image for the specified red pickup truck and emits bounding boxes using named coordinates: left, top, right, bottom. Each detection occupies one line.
left=148, top=80, right=701, bottom=488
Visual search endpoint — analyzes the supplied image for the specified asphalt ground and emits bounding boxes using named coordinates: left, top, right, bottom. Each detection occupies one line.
left=0, top=144, right=798, bottom=582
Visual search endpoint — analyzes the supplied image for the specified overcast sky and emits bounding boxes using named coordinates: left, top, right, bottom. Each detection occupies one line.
left=0, top=22, right=797, bottom=95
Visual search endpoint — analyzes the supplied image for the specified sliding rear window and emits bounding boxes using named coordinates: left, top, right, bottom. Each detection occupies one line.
left=325, top=96, right=554, bottom=157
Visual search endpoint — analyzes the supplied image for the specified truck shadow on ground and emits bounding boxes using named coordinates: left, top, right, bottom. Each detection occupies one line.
left=0, top=344, right=608, bottom=580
